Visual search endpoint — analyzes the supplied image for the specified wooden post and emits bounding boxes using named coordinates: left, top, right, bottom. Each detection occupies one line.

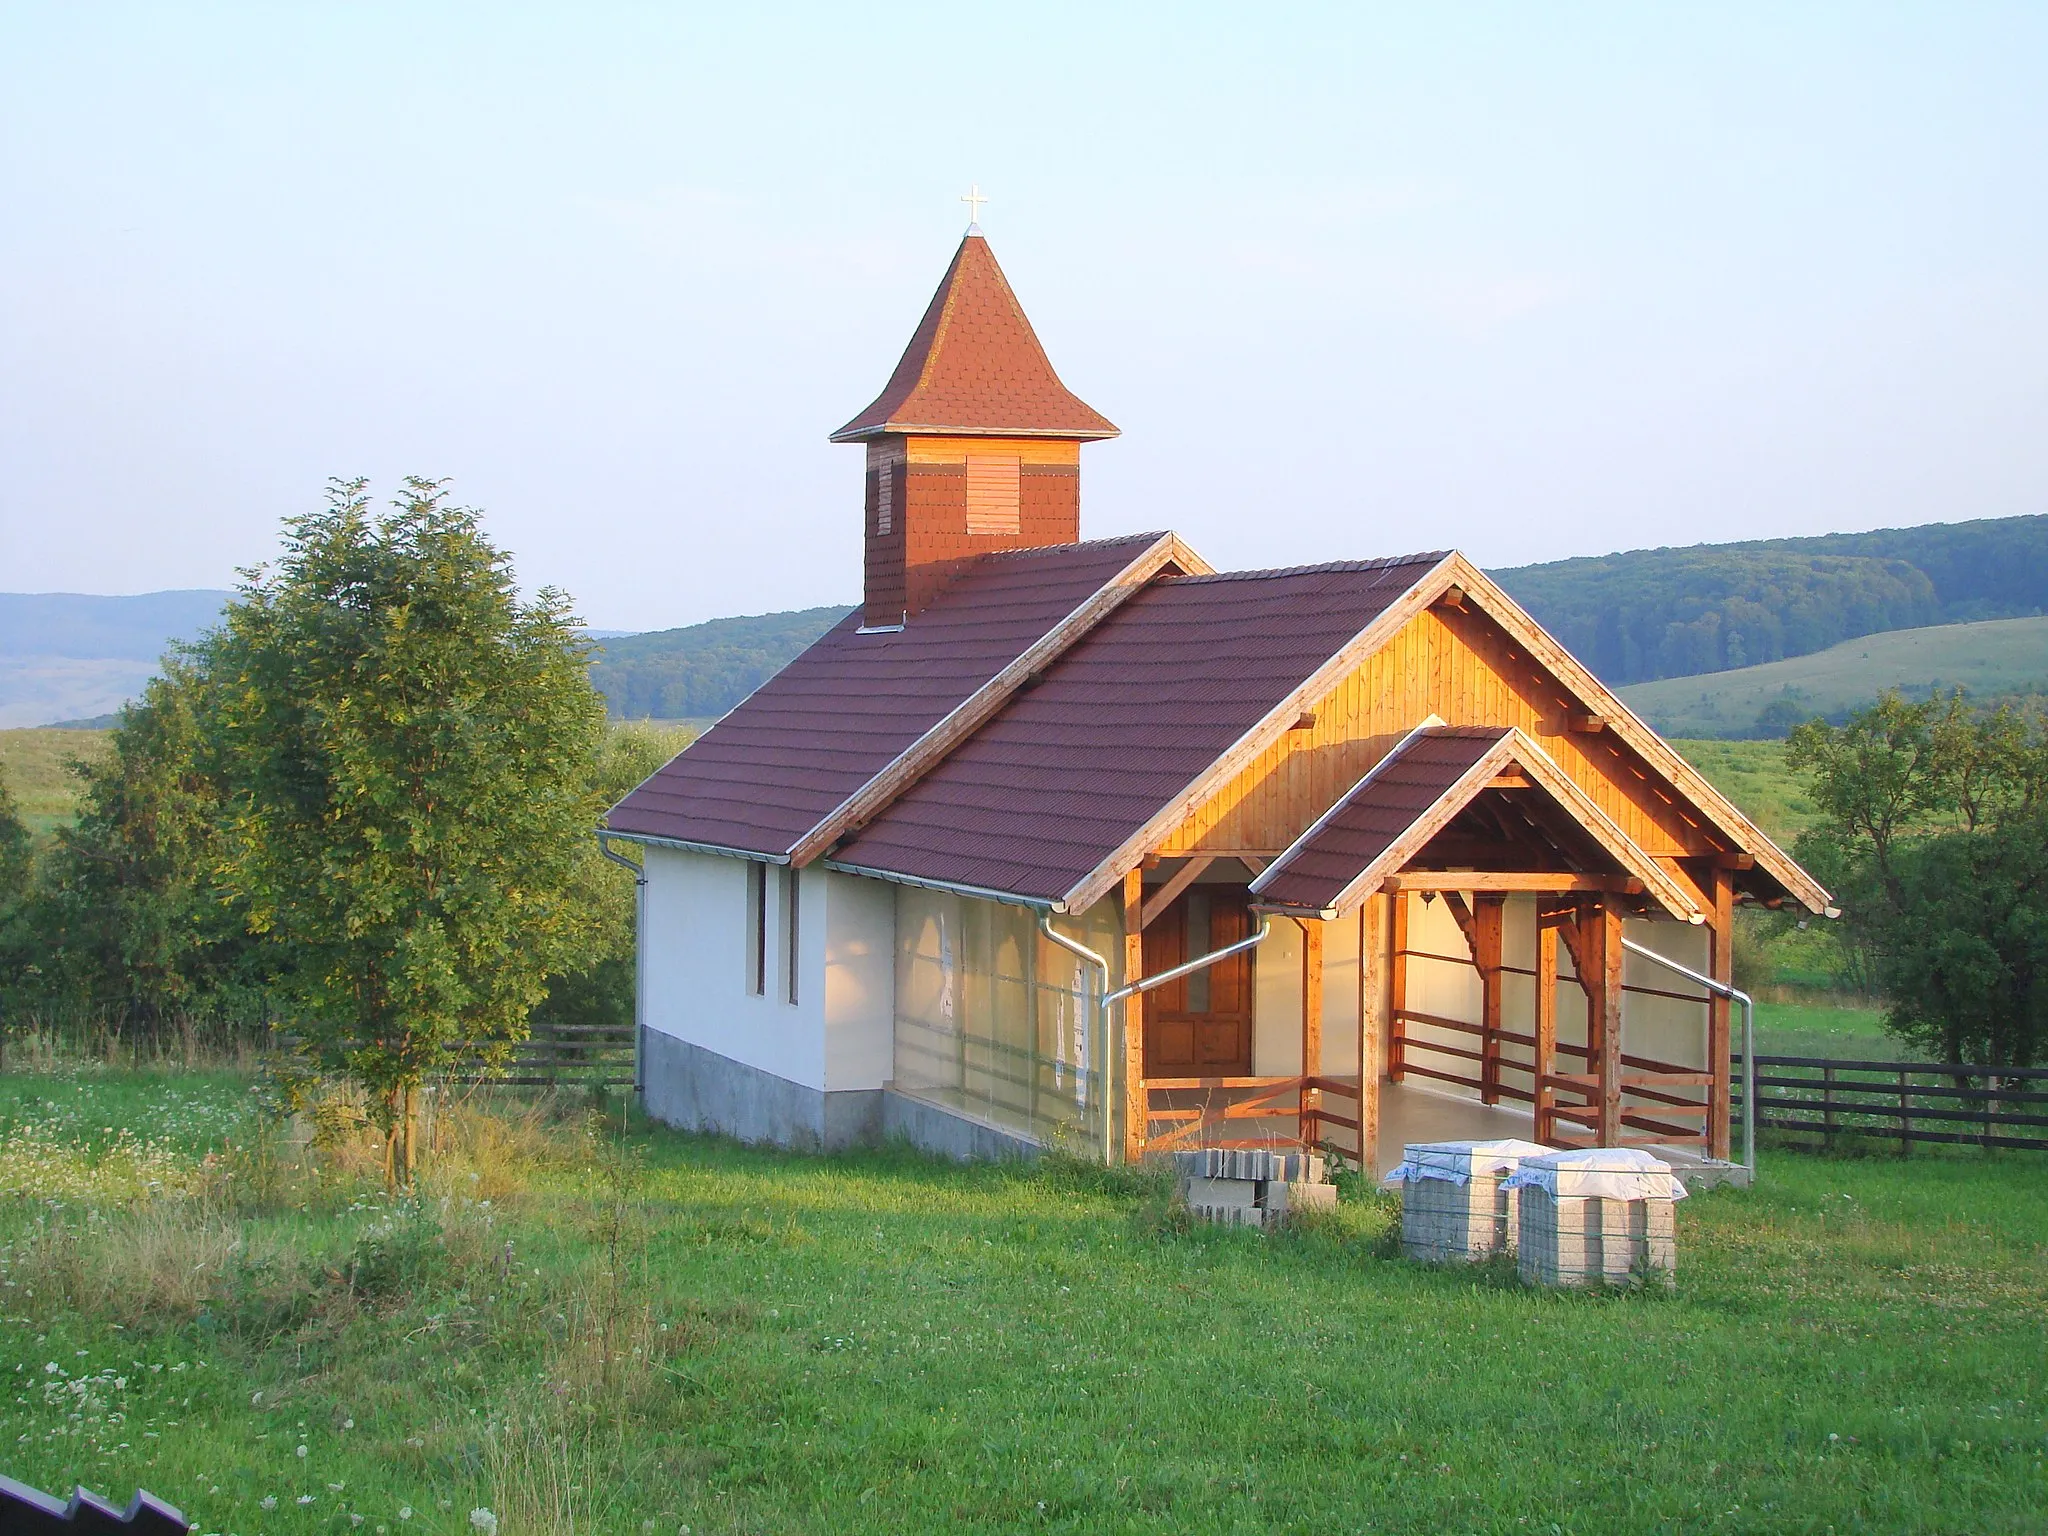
left=1534, top=909, right=1559, bottom=1143
left=1358, top=897, right=1385, bottom=1174
left=1388, top=891, right=1409, bottom=1082
left=1300, top=918, right=1324, bottom=1147
left=1707, top=868, right=1735, bottom=1160
left=1122, top=867, right=1146, bottom=1164
left=1591, top=903, right=1625, bottom=1147
left=1897, top=1068, right=1911, bottom=1158
left=1823, top=1064, right=1838, bottom=1152
left=1475, top=895, right=1505, bottom=1105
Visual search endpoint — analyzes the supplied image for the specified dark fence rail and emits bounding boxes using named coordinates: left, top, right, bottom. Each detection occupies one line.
left=1734, top=1054, right=2048, bottom=1154
left=0, top=1472, right=189, bottom=1533
left=446, top=1022, right=636, bottom=1090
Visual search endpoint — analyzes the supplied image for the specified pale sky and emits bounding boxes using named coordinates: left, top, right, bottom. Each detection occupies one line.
left=3, top=4, right=2044, bottom=631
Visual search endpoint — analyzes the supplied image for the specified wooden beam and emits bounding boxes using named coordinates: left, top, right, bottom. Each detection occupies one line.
left=1385, top=872, right=1642, bottom=895
left=1590, top=903, right=1625, bottom=1147
left=1708, top=866, right=1735, bottom=1162
left=1237, top=854, right=1269, bottom=876
left=1139, top=856, right=1215, bottom=930
left=1488, top=769, right=1535, bottom=790
left=1300, top=918, right=1324, bottom=1147
left=1359, top=895, right=1384, bottom=1171
left=1566, top=712, right=1608, bottom=734
left=1475, top=895, right=1505, bottom=1106
left=1388, top=892, right=1409, bottom=1082
left=1122, top=867, right=1146, bottom=1163
left=1534, top=907, right=1559, bottom=1143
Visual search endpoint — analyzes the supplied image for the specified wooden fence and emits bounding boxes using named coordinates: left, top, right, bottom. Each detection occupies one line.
left=449, top=1023, right=636, bottom=1090
left=1735, top=1055, right=2048, bottom=1154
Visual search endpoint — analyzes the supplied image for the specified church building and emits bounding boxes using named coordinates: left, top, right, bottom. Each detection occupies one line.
left=603, top=225, right=1830, bottom=1173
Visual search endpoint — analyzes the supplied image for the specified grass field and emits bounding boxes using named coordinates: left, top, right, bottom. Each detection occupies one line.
left=0, top=725, right=109, bottom=838
left=1619, top=615, right=2048, bottom=739
left=2, top=1069, right=2044, bottom=1535
left=1751, top=1000, right=1895, bottom=1061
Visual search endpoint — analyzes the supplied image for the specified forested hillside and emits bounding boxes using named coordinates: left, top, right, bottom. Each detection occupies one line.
left=588, top=605, right=853, bottom=721
left=1494, top=515, right=2048, bottom=686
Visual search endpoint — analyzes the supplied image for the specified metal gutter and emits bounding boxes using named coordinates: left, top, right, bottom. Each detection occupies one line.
left=1620, top=936, right=1757, bottom=1179
left=601, top=828, right=789, bottom=865
left=827, top=858, right=1059, bottom=912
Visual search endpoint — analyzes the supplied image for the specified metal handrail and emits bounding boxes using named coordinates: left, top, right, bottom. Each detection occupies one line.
left=1619, top=936, right=1755, bottom=1177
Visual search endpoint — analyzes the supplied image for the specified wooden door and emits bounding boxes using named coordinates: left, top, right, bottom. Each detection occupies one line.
left=1142, top=886, right=1254, bottom=1077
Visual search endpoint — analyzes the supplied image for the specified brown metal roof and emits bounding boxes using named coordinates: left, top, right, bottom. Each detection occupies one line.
left=1248, top=725, right=1703, bottom=921
left=605, top=534, right=1169, bottom=858
left=830, top=234, right=1119, bottom=443
left=1249, top=727, right=1509, bottom=913
left=825, top=556, right=1449, bottom=905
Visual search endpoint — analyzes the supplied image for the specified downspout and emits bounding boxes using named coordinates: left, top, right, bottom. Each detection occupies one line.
left=1619, top=936, right=1756, bottom=1180
left=1038, top=914, right=1114, bottom=1166
left=598, top=831, right=649, bottom=1099
left=1041, top=910, right=1276, bottom=1166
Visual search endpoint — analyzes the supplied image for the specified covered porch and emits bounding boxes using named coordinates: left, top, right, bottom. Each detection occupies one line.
left=1118, top=725, right=1744, bottom=1177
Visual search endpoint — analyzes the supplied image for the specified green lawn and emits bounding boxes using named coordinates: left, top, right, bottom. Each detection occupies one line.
left=3, top=1070, right=2045, bottom=1535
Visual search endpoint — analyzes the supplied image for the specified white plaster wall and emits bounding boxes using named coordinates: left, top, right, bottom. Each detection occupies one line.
left=822, top=871, right=895, bottom=1092
left=642, top=846, right=826, bottom=1091
left=1252, top=917, right=1303, bottom=1076
left=1251, top=912, right=1364, bottom=1077
left=1619, top=917, right=1712, bottom=1073
left=1403, top=893, right=1486, bottom=1101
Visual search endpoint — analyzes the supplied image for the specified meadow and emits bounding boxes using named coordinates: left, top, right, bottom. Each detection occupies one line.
left=1620, top=616, right=2048, bottom=739
left=0, top=725, right=109, bottom=839
left=2, top=1066, right=2044, bottom=1535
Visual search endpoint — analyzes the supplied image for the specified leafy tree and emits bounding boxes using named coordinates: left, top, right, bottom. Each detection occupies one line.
left=1789, top=689, right=2048, bottom=1069
left=530, top=720, right=693, bottom=1035
left=208, top=477, right=608, bottom=1181
left=0, top=775, right=33, bottom=995
left=13, top=663, right=256, bottom=1018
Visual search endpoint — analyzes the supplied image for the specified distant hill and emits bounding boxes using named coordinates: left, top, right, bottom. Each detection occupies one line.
left=589, top=606, right=853, bottom=721
left=1494, top=515, right=2048, bottom=687
left=1617, top=615, right=2048, bottom=738
left=0, top=590, right=231, bottom=728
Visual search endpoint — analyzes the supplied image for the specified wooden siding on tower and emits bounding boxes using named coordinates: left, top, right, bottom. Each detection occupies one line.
left=1158, top=603, right=1727, bottom=880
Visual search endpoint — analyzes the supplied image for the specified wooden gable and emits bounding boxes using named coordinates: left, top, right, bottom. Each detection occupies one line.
left=1155, top=590, right=1774, bottom=914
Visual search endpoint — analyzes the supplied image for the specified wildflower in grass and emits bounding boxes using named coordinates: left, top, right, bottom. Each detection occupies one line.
left=260, top=1495, right=277, bottom=1510
left=470, top=1510, right=499, bottom=1534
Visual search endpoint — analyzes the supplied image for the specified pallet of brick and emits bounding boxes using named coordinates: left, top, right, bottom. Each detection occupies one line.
left=1383, top=1139, right=1553, bottom=1263
left=1502, top=1149, right=1686, bottom=1288
left=1171, top=1148, right=1333, bottom=1229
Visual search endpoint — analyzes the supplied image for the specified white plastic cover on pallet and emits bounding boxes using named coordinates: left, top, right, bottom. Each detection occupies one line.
left=1381, top=1138, right=1554, bottom=1187
left=1500, top=1148, right=1690, bottom=1202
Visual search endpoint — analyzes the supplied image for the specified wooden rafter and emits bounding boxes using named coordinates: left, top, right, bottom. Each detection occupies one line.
left=1139, top=855, right=1215, bottom=930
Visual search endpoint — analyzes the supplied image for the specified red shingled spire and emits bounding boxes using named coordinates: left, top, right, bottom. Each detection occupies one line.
left=839, top=231, right=1121, bottom=628
left=831, top=233, right=1119, bottom=443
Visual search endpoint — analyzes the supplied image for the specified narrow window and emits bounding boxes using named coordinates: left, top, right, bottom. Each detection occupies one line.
left=745, top=862, right=767, bottom=995
left=876, top=459, right=894, bottom=536
left=1185, top=888, right=1212, bottom=1013
left=779, top=866, right=802, bottom=1005
left=964, top=455, right=1021, bottom=535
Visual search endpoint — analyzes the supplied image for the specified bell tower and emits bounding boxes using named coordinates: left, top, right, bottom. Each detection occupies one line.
left=831, top=229, right=1118, bottom=628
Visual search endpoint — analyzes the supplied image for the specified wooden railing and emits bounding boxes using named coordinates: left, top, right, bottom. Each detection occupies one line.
left=1140, top=1074, right=1365, bottom=1156
left=1735, top=1055, right=2048, bottom=1154
left=1394, top=1006, right=1712, bottom=1150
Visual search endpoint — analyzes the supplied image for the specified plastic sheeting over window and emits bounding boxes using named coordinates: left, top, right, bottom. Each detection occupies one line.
left=893, top=886, right=1122, bottom=1148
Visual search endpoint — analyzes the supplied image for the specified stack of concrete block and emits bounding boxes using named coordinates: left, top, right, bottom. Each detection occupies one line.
left=1387, top=1139, right=1553, bottom=1263
left=1172, top=1148, right=1336, bottom=1229
left=1503, top=1150, right=1685, bottom=1288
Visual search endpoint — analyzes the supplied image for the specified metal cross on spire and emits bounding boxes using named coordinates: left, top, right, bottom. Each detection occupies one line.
left=961, top=184, right=988, bottom=230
